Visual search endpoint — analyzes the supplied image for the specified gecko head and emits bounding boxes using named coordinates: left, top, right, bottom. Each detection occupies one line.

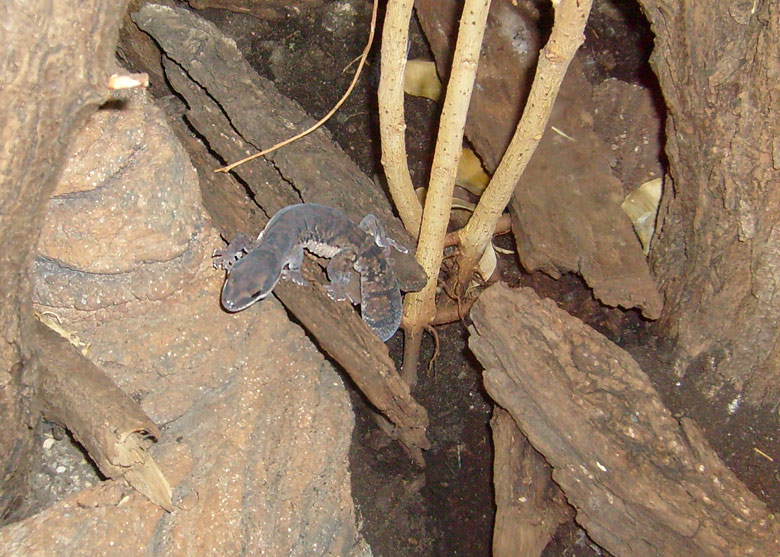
left=221, top=249, right=282, bottom=312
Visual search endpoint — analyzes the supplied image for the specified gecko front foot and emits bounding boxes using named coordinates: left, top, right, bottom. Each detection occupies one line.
left=213, top=232, right=254, bottom=271
left=281, top=267, right=310, bottom=287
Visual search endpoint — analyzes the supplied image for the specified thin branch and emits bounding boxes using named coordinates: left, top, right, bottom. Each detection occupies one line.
left=401, top=0, right=492, bottom=380
left=215, top=0, right=379, bottom=174
left=456, top=0, right=593, bottom=289
left=378, top=0, right=423, bottom=236
left=444, top=213, right=511, bottom=248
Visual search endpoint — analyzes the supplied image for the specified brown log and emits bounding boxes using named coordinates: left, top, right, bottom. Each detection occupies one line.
left=469, top=283, right=780, bottom=556
left=0, top=0, right=130, bottom=517
left=491, top=407, right=572, bottom=557
left=130, top=4, right=430, bottom=457
left=132, top=4, right=426, bottom=292
left=35, top=321, right=171, bottom=511
left=638, top=0, right=780, bottom=404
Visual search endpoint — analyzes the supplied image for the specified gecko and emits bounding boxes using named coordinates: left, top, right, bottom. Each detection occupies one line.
left=213, top=203, right=408, bottom=341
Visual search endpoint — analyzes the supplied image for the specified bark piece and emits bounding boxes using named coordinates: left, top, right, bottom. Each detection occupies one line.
left=3, top=298, right=368, bottom=554
left=12, top=83, right=367, bottom=553
left=491, top=407, right=572, bottom=557
left=469, top=283, right=780, bottom=556
left=508, top=61, right=662, bottom=318
left=35, top=320, right=171, bottom=511
left=186, top=0, right=325, bottom=18
left=638, top=0, right=780, bottom=403
left=591, top=78, right=665, bottom=192
left=167, top=62, right=430, bottom=458
left=416, top=1, right=662, bottom=318
left=131, top=4, right=429, bottom=457
left=133, top=4, right=425, bottom=292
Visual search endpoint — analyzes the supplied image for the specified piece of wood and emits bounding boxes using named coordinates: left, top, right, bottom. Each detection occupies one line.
left=491, top=407, right=572, bottom=557
left=35, top=321, right=171, bottom=511
left=132, top=4, right=425, bottom=292
left=131, top=4, right=430, bottom=457
left=469, top=283, right=780, bottom=556
left=637, top=0, right=780, bottom=403
left=0, top=0, right=130, bottom=517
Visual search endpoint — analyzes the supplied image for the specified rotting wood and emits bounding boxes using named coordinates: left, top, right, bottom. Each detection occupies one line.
left=35, top=321, right=172, bottom=511
left=491, top=407, right=572, bottom=557
left=132, top=4, right=425, bottom=291
left=469, top=283, right=780, bottom=556
left=130, top=5, right=430, bottom=458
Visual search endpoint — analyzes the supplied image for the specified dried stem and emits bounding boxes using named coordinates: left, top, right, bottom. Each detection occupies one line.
left=401, top=0, right=492, bottom=381
left=444, top=213, right=511, bottom=248
left=378, top=0, right=423, bottom=236
left=456, top=0, right=593, bottom=291
left=401, top=327, right=423, bottom=387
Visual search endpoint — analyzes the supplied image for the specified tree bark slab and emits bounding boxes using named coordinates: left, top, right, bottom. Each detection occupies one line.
left=130, top=4, right=430, bottom=458
left=639, top=0, right=780, bottom=403
left=5, top=81, right=369, bottom=554
left=0, top=0, right=131, bottom=518
left=469, top=283, right=780, bottom=556
left=491, top=406, right=572, bottom=557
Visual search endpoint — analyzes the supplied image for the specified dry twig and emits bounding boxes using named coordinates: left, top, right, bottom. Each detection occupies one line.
left=378, top=0, right=423, bottom=236
left=456, top=0, right=593, bottom=290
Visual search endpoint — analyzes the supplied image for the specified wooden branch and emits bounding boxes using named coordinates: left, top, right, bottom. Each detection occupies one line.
left=456, top=0, right=592, bottom=290
left=378, top=0, right=423, bottom=237
left=469, top=283, right=780, bottom=556
left=402, top=0, right=492, bottom=384
left=0, top=0, right=136, bottom=515
left=491, top=407, right=572, bottom=557
left=443, top=213, right=511, bottom=247
left=35, top=321, right=172, bottom=511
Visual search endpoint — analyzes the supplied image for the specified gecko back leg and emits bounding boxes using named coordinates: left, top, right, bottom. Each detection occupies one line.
left=358, top=214, right=408, bottom=257
left=324, top=249, right=359, bottom=302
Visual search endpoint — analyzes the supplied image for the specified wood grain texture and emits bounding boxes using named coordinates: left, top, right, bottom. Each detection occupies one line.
left=132, top=4, right=429, bottom=457
left=638, top=0, right=780, bottom=403
left=470, top=283, right=780, bottom=556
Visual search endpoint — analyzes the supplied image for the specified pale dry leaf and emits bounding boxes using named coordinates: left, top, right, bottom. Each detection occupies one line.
left=403, top=59, right=442, bottom=100
left=621, top=177, right=662, bottom=255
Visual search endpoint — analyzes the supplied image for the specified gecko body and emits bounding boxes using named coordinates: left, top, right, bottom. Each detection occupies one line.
left=213, top=203, right=407, bottom=341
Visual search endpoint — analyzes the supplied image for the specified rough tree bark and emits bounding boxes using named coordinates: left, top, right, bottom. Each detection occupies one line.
left=0, top=1, right=129, bottom=516
left=639, top=1, right=780, bottom=405
left=471, top=284, right=780, bottom=556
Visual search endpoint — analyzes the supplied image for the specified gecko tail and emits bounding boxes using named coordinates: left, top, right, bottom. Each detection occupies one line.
left=360, top=272, right=402, bottom=342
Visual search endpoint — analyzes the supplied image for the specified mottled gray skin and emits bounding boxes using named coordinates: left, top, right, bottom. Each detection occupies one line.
left=213, top=203, right=407, bottom=341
